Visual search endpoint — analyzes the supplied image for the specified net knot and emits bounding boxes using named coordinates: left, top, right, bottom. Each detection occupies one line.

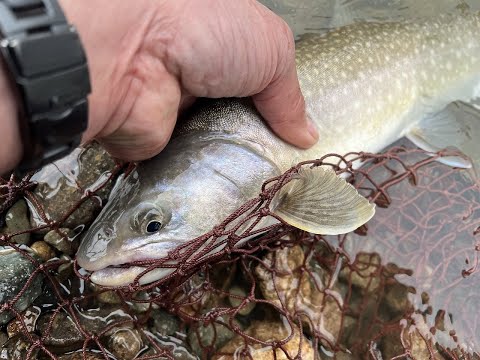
left=213, top=226, right=224, bottom=237
left=259, top=207, right=270, bottom=217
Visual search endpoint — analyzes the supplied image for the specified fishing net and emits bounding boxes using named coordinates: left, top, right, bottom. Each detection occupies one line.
left=0, top=139, right=479, bottom=360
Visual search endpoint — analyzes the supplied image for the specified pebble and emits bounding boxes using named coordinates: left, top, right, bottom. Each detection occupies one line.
left=58, top=352, right=105, bottom=360
left=28, top=142, right=117, bottom=233
left=30, top=241, right=56, bottom=262
left=0, top=332, right=7, bottom=347
left=37, top=306, right=135, bottom=353
left=151, top=310, right=180, bottom=337
left=1, top=200, right=31, bottom=245
left=0, top=249, right=43, bottom=325
left=107, top=328, right=143, bottom=360
left=188, top=315, right=242, bottom=358
left=6, top=306, right=41, bottom=337
left=339, top=252, right=381, bottom=293
left=44, top=228, right=77, bottom=255
left=213, top=320, right=314, bottom=360
left=255, top=245, right=342, bottom=346
left=1, top=334, right=40, bottom=360
left=228, top=285, right=256, bottom=316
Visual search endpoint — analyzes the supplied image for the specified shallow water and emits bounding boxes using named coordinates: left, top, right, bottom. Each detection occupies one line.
left=260, top=0, right=480, bottom=37
left=257, top=0, right=480, bottom=354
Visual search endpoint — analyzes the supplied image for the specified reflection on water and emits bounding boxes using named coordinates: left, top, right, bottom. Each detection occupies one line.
left=261, top=0, right=480, bottom=354
left=260, top=0, right=480, bottom=37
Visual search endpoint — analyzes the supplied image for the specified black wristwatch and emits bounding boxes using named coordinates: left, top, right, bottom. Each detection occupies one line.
left=0, top=0, right=90, bottom=175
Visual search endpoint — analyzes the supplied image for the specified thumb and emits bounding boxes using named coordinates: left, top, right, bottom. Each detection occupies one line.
left=252, top=32, right=318, bottom=149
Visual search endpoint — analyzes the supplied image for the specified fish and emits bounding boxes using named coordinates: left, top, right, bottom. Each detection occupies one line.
left=77, top=11, right=480, bottom=287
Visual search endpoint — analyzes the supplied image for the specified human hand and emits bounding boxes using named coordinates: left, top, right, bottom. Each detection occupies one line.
left=0, top=0, right=318, bottom=174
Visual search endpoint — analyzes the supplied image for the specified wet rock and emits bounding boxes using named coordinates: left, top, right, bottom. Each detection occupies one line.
left=29, top=142, right=117, bottom=232
left=30, top=241, right=56, bottom=262
left=188, top=315, right=242, bottom=358
left=44, top=228, right=77, bottom=255
left=380, top=329, right=445, bottom=360
left=1, top=200, right=31, bottom=245
left=107, top=328, right=143, bottom=360
left=339, top=252, right=382, bottom=293
left=1, top=334, right=40, bottom=360
left=382, top=282, right=414, bottom=318
left=6, top=306, right=41, bottom=337
left=255, top=245, right=342, bottom=347
left=96, top=289, right=122, bottom=305
left=213, top=320, right=314, bottom=360
left=228, top=285, right=255, bottom=316
left=58, top=352, right=105, bottom=360
left=0, top=249, right=43, bottom=325
left=37, top=312, right=83, bottom=352
left=37, top=306, right=135, bottom=353
left=151, top=310, right=180, bottom=337
left=143, top=332, right=197, bottom=360
left=56, top=255, right=74, bottom=282
left=0, top=332, right=7, bottom=347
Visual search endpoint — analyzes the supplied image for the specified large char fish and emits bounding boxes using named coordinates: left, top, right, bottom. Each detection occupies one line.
left=78, top=12, right=480, bottom=286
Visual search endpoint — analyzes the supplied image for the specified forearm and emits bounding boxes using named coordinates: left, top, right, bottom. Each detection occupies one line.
left=0, top=61, right=21, bottom=175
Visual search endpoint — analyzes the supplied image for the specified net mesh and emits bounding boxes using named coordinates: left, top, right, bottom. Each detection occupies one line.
left=0, top=140, right=478, bottom=360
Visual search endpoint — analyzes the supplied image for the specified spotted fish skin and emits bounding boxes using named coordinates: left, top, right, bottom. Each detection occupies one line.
left=77, top=13, right=480, bottom=286
left=294, top=13, right=480, bottom=167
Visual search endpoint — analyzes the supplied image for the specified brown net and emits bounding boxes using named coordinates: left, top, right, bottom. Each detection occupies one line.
left=0, top=140, right=479, bottom=360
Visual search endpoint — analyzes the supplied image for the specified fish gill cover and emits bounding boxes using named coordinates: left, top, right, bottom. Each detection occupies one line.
left=0, top=140, right=478, bottom=360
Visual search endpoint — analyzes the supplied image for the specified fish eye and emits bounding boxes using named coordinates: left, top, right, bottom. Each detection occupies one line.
left=146, top=220, right=162, bottom=233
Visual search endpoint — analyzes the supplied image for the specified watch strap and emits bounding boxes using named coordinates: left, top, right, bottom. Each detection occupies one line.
left=0, top=0, right=90, bottom=175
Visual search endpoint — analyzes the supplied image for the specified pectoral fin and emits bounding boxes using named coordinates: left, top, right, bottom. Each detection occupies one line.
left=271, top=167, right=375, bottom=235
left=407, top=102, right=480, bottom=170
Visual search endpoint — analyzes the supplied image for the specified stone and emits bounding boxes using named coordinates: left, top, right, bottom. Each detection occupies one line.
left=107, top=328, right=143, bottom=360
left=0, top=331, right=7, bottom=347
left=1, top=334, right=40, bottom=360
left=58, top=353, right=105, bottom=360
left=30, top=241, right=56, bottom=262
left=255, top=245, right=342, bottom=347
left=228, top=285, right=256, bottom=316
left=6, top=306, right=41, bottom=338
left=213, top=320, right=315, bottom=360
left=44, top=228, right=77, bottom=255
left=28, top=142, right=117, bottom=233
left=339, top=252, right=382, bottom=293
left=96, top=289, right=122, bottom=305
left=0, top=249, right=43, bottom=325
left=151, top=310, right=180, bottom=337
left=37, top=306, right=135, bottom=353
left=188, top=315, right=242, bottom=358
left=2, top=199, right=31, bottom=245
left=380, top=329, right=445, bottom=360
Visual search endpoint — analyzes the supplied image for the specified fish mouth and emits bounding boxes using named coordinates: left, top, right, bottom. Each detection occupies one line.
left=90, top=265, right=175, bottom=287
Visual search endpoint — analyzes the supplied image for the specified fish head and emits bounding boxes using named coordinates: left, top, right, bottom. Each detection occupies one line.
left=77, top=141, right=272, bottom=286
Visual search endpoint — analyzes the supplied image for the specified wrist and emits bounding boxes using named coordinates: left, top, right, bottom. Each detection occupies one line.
left=0, top=59, right=22, bottom=175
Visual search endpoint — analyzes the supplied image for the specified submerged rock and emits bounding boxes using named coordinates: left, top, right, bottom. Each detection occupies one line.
left=227, top=285, right=256, bottom=316
left=0, top=249, right=43, bottom=325
left=28, top=142, right=117, bottom=233
left=30, top=241, right=56, bottom=262
left=255, top=245, right=343, bottom=347
left=1, top=200, right=31, bottom=245
left=107, top=328, right=143, bottom=360
left=44, top=228, right=77, bottom=255
left=213, top=320, right=314, bottom=360
left=188, top=315, right=241, bottom=358
left=37, top=306, right=135, bottom=353
left=1, top=334, right=40, bottom=360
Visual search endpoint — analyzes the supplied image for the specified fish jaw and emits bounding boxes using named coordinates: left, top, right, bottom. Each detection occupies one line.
left=90, top=266, right=176, bottom=287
